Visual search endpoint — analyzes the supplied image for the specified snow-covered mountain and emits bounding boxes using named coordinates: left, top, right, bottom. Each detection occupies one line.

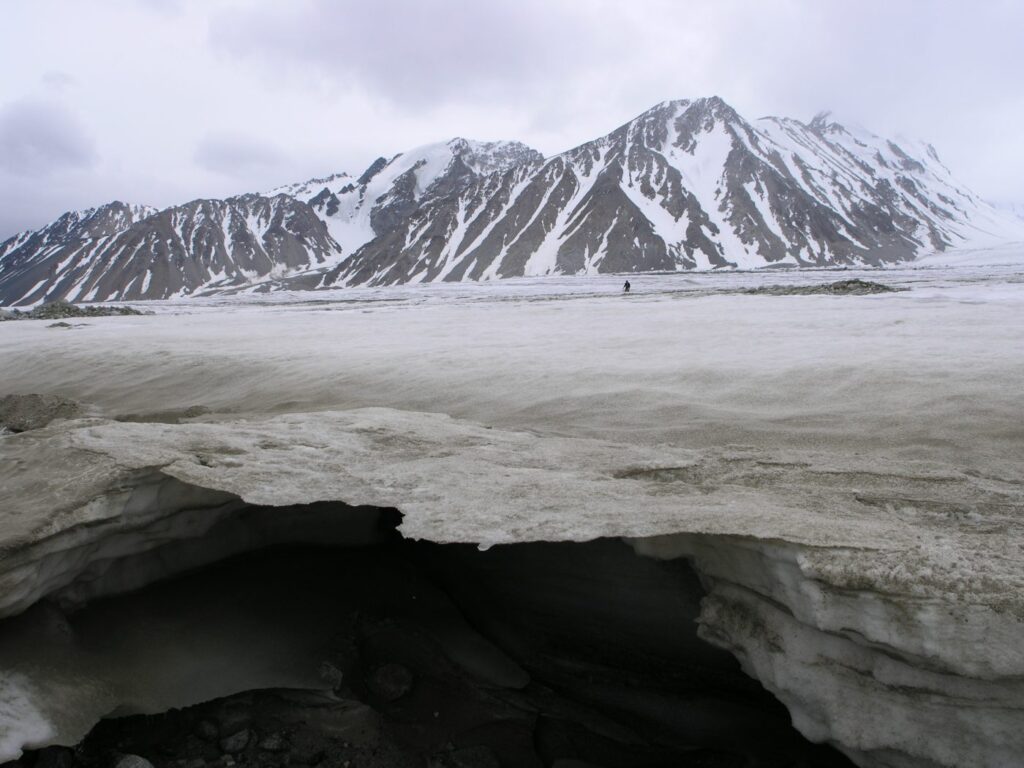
left=2, top=97, right=1020, bottom=305
left=0, top=138, right=542, bottom=305
left=269, top=137, right=543, bottom=259
left=0, top=195, right=340, bottom=305
left=325, top=98, right=1023, bottom=287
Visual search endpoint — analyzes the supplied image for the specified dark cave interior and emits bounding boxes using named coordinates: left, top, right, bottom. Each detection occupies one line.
left=3, top=502, right=854, bottom=768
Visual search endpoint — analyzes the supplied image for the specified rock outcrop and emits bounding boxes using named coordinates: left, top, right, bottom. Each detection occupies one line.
left=0, top=394, right=82, bottom=432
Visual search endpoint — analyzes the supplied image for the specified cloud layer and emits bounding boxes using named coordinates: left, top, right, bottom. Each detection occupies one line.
left=194, top=134, right=286, bottom=176
left=0, top=0, right=1022, bottom=239
left=0, top=99, right=95, bottom=176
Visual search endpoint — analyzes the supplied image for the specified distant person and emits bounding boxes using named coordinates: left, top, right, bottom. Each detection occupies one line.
left=623, top=280, right=631, bottom=293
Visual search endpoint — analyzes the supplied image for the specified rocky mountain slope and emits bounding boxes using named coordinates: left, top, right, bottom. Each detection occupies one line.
left=0, top=196, right=340, bottom=305
left=1, top=97, right=1020, bottom=304
left=269, top=137, right=544, bottom=260
left=327, top=98, right=1021, bottom=287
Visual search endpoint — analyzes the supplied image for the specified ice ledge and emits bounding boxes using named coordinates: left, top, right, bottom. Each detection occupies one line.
left=1, top=409, right=1023, bottom=767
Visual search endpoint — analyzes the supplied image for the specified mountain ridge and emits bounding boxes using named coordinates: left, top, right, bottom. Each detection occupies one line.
left=2, top=96, right=1021, bottom=305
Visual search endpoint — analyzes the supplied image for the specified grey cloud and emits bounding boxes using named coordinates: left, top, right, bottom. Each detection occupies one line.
left=0, top=175, right=75, bottom=240
left=206, top=0, right=1024, bottom=203
left=2, top=0, right=1023, bottom=241
left=194, top=134, right=286, bottom=176
left=137, top=0, right=185, bottom=16
left=41, top=71, right=77, bottom=91
left=0, top=99, right=96, bottom=177
left=208, top=0, right=614, bottom=108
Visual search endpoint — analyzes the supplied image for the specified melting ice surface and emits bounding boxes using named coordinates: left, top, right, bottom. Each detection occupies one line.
left=0, top=248, right=1023, bottom=768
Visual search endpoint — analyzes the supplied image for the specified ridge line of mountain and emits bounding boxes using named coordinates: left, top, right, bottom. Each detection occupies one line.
left=2, top=95, right=1022, bottom=305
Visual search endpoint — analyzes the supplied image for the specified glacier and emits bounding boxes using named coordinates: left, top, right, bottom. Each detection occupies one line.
left=0, top=260, right=1022, bottom=767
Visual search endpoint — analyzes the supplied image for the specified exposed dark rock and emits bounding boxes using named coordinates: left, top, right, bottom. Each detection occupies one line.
left=255, top=734, right=285, bottom=753
left=214, top=708, right=251, bottom=739
left=318, top=661, right=344, bottom=690
left=0, top=300, right=147, bottom=320
left=357, top=157, right=389, bottom=186
left=217, top=731, right=250, bottom=755
left=194, top=721, right=218, bottom=742
left=0, top=393, right=82, bottom=432
left=35, top=299, right=138, bottom=318
left=367, top=662, right=414, bottom=702
left=742, top=278, right=902, bottom=295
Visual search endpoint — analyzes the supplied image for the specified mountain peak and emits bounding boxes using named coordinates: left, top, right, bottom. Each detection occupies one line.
left=806, top=110, right=879, bottom=142
left=358, top=157, right=389, bottom=185
left=809, top=110, right=845, bottom=135
left=639, top=95, right=738, bottom=119
left=267, top=171, right=351, bottom=199
left=443, top=137, right=544, bottom=175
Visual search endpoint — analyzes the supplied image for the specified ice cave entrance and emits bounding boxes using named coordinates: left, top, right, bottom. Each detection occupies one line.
left=1, top=497, right=853, bottom=767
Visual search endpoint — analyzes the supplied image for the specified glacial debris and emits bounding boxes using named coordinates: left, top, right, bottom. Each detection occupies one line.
left=741, top=279, right=901, bottom=295
left=0, top=394, right=82, bottom=433
left=0, top=300, right=147, bottom=321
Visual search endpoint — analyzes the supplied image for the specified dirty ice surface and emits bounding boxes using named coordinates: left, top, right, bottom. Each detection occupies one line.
left=1, top=255, right=1023, bottom=767
left=1, top=257, right=1022, bottom=581
left=0, top=262, right=1021, bottom=455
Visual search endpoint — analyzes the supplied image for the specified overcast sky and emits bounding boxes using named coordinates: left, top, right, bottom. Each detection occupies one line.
left=1, top=0, right=1022, bottom=239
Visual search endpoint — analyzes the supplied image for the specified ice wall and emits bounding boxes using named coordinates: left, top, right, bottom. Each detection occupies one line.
left=634, top=535, right=1024, bottom=768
